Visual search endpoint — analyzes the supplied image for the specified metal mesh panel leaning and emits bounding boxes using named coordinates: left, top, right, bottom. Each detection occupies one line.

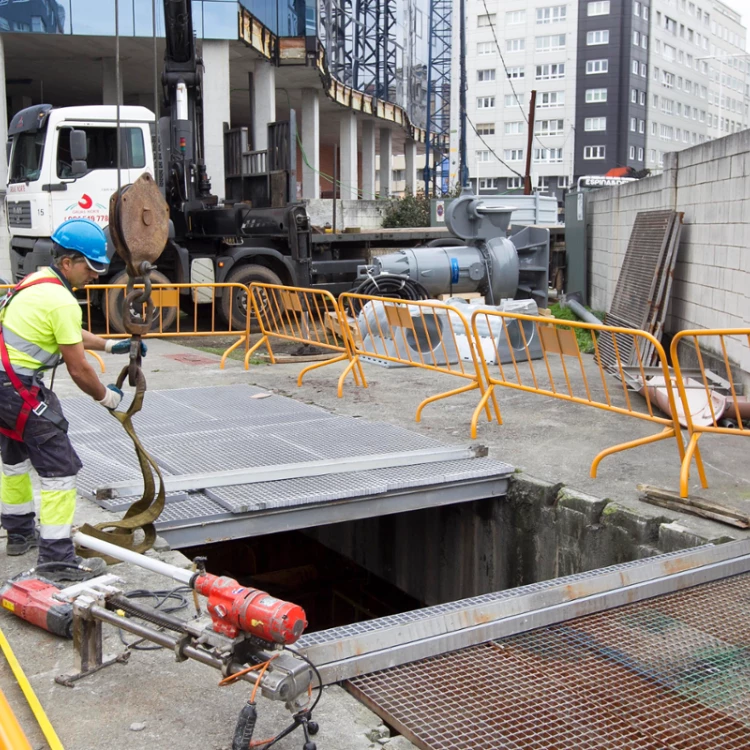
left=245, top=283, right=367, bottom=388
left=469, top=309, right=694, bottom=477
left=338, top=293, right=500, bottom=425
left=671, top=328, right=750, bottom=497
left=81, top=283, right=251, bottom=368
left=347, top=572, right=750, bottom=750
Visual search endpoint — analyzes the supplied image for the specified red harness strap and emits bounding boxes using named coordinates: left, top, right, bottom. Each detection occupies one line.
left=0, top=276, right=65, bottom=442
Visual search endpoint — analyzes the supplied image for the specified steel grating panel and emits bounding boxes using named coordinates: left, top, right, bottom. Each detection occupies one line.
left=347, top=571, right=750, bottom=750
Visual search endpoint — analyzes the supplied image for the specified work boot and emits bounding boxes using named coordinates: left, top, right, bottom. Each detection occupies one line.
left=6, top=528, right=40, bottom=556
left=39, top=555, right=108, bottom=584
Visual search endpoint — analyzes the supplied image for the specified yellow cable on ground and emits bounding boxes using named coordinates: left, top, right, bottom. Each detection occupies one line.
left=0, top=626, right=64, bottom=750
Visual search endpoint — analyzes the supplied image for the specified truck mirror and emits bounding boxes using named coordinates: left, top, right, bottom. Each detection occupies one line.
left=70, top=129, right=88, bottom=162
left=71, top=160, right=88, bottom=176
left=5, top=142, right=10, bottom=165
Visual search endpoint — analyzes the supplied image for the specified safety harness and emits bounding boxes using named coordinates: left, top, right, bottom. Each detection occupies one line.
left=0, top=275, right=70, bottom=441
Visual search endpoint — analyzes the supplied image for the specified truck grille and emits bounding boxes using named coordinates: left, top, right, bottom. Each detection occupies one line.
left=7, top=201, right=31, bottom=229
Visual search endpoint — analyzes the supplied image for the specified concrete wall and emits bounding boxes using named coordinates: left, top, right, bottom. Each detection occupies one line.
left=306, top=475, right=732, bottom=606
left=588, top=130, right=750, bottom=381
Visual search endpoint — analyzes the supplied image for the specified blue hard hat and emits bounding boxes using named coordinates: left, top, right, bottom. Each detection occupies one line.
left=51, top=219, right=109, bottom=273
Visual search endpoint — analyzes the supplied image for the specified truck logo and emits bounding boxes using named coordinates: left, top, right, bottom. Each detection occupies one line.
left=78, top=194, right=93, bottom=209
left=64, top=195, right=109, bottom=224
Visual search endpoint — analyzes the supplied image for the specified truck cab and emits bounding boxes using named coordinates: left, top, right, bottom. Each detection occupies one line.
left=6, top=103, right=155, bottom=282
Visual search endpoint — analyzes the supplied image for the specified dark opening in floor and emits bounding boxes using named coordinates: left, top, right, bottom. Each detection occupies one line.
left=183, top=530, right=424, bottom=632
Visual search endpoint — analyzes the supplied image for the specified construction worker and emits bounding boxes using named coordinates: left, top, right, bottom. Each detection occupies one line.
left=0, top=218, right=143, bottom=582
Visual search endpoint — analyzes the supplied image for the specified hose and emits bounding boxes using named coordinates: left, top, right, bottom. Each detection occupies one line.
left=348, top=274, right=430, bottom=316
left=231, top=701, right=258, bottom=750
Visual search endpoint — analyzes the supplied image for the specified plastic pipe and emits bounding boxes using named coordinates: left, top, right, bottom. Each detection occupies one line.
left=72, top=531, right=193, bottom=586
left=0, top=687, right=33, bottom=750
left=563, top=296, right=601, bottom=326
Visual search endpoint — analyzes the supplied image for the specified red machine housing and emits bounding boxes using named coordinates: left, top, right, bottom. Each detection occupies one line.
left=193, top=573, right=307, bottom=644
left=0, top=578, right=73, bottom=638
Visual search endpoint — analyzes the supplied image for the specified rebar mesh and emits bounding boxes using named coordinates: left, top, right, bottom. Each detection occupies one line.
left=348, top=572, right=750, bottom=749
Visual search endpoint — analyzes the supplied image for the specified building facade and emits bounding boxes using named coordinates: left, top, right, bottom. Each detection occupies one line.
left=461, top=0, right=749, bottom=203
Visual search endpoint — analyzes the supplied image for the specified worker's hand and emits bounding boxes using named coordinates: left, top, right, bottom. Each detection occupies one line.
left=98, top=384, right=124, bottom=411
left=105, top=339, right=148, bottom=357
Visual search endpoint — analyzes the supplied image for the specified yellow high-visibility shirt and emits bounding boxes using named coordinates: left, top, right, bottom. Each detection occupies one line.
left=0, top=268, right=83, bottom=373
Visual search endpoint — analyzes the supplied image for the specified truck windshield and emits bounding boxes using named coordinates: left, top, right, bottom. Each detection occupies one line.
left=9, top=131, right=46, bottom=183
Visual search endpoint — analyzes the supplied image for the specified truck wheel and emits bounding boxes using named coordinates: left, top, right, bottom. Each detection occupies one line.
left=105, top=270, right=178, bottom=334
left=221, top=264, right=283, bottom=331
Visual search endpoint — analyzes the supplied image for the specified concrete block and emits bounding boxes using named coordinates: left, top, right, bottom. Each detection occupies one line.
left=600, top=503, right=666, bottom=545
left=508, top=474, right=563, bottom=509
left=657, top=521, right=735, bottom=552
left=556, top=488, right=609, bottom=524
left=716, top=158, right=731, bottom=182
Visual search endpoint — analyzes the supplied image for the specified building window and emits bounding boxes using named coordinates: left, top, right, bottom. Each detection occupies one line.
left=536, top=63, right=565, bottom=79
left=640, top=62, right=647, bottom=77
left=639, top=119, right=645, bottom=133
left=477, top=96, right=495, bottom=109
left=507, top=177, right=523, bottom=190
left=584, top=117, right=607, bottom=131
left=632, top=60, right=639, bottom=75
left=637, top=147, right=644, bottom=161
left=558, top=176, right=572, bottom=188
left=630, top=117, right=637, bottom=131
left=633, top=31, right=640, bottom=45
left=642, top=5, right=649, bottom=20
left=629, top=145, right=636, bottom=159
left=504, top=94, right=525, bottom=107
left=477, top=42, right=493, bottom=55
left=507, top=38, right=525, bottom=52
left=476, top=150, right=492, bottom=162
left=392, top=169, right=405, bottom=181
left=504, top=121, right=526, bottom=135
left=477, top=69, right=496, bottom=82
left=586, top=59, right=608, bottom=75
left=506, top=10, right=526, bottom=24
left=477, top=13, right=496, bottom=27
left=537, top=176, right=550, bottom=192
left=537, top=91, right=565, bottom=107
left=504, top=149, right=524, bottom=161
left=506, top=66, right=524, bottom=79
left=587, top=30, right=610, bottom=45
left=478, top=178, right=498, bottom=190
left=536, top=5, right=567, bottom=23
left=476, top=123, right=495, bottom=135
left=584, top=145, right=606, bottom=159
left=649, top=149, right=655, bottom=162
left=634, top=0, right=641, bottom=14
left=588, top=1, right=610, bottom=15
left=536, top=34, right=566, bottom=51
left=533, top=148, right=564, bottom=163
left=642, top=34, right=648, bottom=49
left=663, top=72, right=674, bottom=88
left=639, top=91, right=646, bottom=105
left=585, top=88, right=608, bottom=103
left=535, top=119, right=565, bottom=135
left=651, top=121, right=657, bottom=135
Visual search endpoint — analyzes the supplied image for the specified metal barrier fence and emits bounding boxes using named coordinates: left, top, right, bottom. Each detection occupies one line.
left=671, top=329, right=750, bottom=497
left=470, top=310, right=691, bottom=476
left=82, top=283, right=250, bottom=368
left=338, top=293, right=500, bottom=425
left=245, top=283, right=367, bottom=388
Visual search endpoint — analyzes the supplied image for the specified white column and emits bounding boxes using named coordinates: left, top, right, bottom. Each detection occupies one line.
left=361, top=120, right=376, bottom=200
left=201, top=40, right=231, bottom=200
left=379, top=127, right=393, bottom=199
left=0, top=35, right=10, bottom=280
left=404, top=139, right=418, bottom=195
left=253, top=61, right=276, bottom=152
left=301, top=89, right=320, bottom=199
left=339, top=112, right=358, bottom=200
left=102, top=58, right=121, bottom=105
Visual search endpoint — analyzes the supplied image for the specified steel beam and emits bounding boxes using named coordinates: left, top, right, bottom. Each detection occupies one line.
left=95, top=446, right=485, bottom=500
left=300, top=540, right=750, bottom=684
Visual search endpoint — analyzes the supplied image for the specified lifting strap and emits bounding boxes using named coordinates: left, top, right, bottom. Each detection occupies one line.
left=0, top=276, right=69, bottom=442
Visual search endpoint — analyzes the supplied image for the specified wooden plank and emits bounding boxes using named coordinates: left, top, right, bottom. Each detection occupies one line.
left=637, top=484, right=750, bottom=528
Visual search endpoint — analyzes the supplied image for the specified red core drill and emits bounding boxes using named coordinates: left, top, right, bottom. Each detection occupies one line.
left=192, top=572, right=307, bottom=644
left=0, top=577, right=73, bottom=638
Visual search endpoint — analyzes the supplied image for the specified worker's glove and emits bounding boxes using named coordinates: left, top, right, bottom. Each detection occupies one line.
left=98, top=384, right=124, bottom=411
left=105, top=339, right=148, bottom=357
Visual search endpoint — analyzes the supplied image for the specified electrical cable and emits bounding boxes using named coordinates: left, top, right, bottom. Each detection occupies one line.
left=350, top=273, right=430, bottom=302
left=466, top=114, right=525, bottom=179
left=116, top=586, right=192, bottom=650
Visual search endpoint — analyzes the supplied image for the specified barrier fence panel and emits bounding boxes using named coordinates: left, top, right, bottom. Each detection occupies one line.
left=82, top=283, right=250, bottom=368
left=470, top=310, right=693, bottom=477
left=245, top=283, right=366, bottom=388
left=671, top=329, right=750, bottom=498
left=338, top=293, right=500, bottom=425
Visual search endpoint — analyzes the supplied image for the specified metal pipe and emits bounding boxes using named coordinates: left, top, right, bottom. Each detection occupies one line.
left=563, top=296, right=601, bottom=326
left=73, top=532, right=194, bottom=586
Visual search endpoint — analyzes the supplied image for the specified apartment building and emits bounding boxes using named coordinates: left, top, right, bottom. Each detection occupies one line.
left=462, top=0, right=749, bottom=197
left=646, top=0, right=748, bottom=169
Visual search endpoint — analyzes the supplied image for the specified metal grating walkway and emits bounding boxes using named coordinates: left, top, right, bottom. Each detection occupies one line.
left=63, top=385, right=512, bottom=548
left=347, top=571, right=750, bottom=749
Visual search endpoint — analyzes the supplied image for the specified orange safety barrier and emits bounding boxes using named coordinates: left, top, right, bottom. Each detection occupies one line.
left=0, top=283, right=105, bottom=374
left=470, top=309, right=693, bottom=476
left=338, top=293, right=500, bottom=425
left=245, top=283, right=366, bottom=387
left=81, top=283, right=251, bottom=368
left=671, top=328, right=750, bottom=498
